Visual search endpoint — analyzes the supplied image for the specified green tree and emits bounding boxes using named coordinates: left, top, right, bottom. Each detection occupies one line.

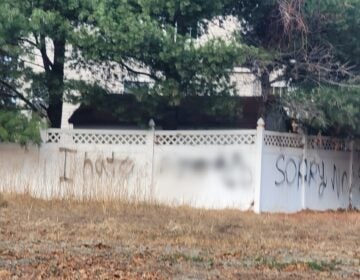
left=0, top=0, right=254, bottom=129
left=0, top=0, right=95, bottom=128
left=231, top=0, right=360, bottom=136
left=78, top=0, right=253, bottom=100
left=3, top=0, right=358, bottom=137
left=0, top=3, right=44, bottom=144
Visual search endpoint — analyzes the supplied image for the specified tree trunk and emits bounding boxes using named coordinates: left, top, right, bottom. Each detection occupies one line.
left=47, top=101, right=63, bottom=128
left=259, top=70, right=271, bottom=120
left=46, top=37, right=66, bottom=128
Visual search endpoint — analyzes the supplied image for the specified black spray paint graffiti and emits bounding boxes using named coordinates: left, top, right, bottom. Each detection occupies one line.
left=59, top=148, right=135, bottom=183
left=59, top=147, right=77, bottom=183
left=275, top=155, right=348, bottom=197
left=83, top=152, right=134, bottom=179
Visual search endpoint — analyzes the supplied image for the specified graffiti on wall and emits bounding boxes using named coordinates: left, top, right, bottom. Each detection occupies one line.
left=83, top=152, right=134, bottom=179
left=59, top=147, right=135, bottom=184
left=59, top=147, right=77, bottom=183
left=158, top=152, right=253, bottom=189
left=274, top=154, right=349, bottom=197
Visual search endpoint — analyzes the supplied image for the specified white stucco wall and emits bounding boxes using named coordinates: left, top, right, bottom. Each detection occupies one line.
left=0, top=144, right=41, bottom=194
left=38, top=141, right=152, bottom=200
left=1, top=129, right=358, bottom=213
left=152, top=130, right=257, bottom=209
left=304, top=149, right=351, bottom=210
left=260, top=133, right=359, bottom=212
left=261, top=146, right=304, bottom=212
left=350, top=149, right=360, bottom=209
left=0, top=129, right=258, bottom=209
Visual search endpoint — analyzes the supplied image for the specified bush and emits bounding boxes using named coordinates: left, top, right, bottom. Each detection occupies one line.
left=0, top=109, right=44, bottom=145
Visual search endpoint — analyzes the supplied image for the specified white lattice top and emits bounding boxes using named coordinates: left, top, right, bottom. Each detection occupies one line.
left=46, top=131, right=62, bottom=144
left=155, top=131, right=256, bottom=146
left=307, top=136, right=348, bottom=151
left=264, top=133, right=303, bottom=148
left=72, top=133, right=147, bottom=145
left=43, top=129, right=148, bottom=145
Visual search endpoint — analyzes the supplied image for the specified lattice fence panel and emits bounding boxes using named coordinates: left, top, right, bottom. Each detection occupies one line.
left=155, top=133, right=256, bottom=146
left=307, top=137, right=348, bottom=151
left=46, top=131, right=61, bottom=143
left=44, top=130, right=148, bottom=145
left=264, top=134, right=303, bottom=148
left=72, top=133, right=147, bottom=145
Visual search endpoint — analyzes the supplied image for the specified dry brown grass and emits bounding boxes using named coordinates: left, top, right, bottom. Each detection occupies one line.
left=0, top=194, right=360, bottom=279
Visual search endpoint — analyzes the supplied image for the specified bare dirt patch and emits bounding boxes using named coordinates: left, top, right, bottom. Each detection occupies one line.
left=0, top=194, right=360, bottom=279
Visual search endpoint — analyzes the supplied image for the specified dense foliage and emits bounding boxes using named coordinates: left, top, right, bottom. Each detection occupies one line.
left=0, top=110, right=43, bottom=145
left=0, top=0, right=359, bottom=141
left=230, top=0, right=360, bottom=136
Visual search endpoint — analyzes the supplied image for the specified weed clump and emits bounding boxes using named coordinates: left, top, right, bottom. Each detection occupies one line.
left=0, top=193, right=8, bottom=208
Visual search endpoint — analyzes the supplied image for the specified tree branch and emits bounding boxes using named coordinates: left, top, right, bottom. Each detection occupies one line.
left=39, top=34, right=53, bottom=72
left=19, top=37, right=38, bottom=48
left=0, top=79, right=44, bottom=115
left=119, top=61, right=160, bottom=82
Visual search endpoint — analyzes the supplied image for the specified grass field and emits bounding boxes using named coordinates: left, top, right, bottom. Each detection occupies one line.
left=0, top=193, right=360, bottom=279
